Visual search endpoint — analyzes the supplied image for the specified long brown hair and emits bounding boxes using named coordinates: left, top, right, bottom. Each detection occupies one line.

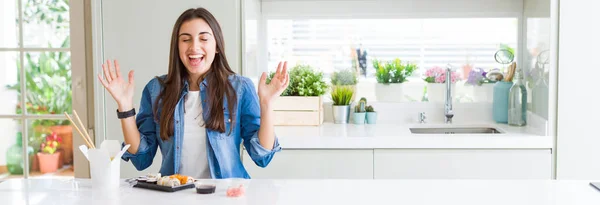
left=154, top=8, right=237, bottom=140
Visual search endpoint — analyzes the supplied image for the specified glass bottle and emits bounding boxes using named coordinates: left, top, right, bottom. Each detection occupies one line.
left=6, top=132, right=34, bottom=175
left=508, top=70, right=527, bottom=126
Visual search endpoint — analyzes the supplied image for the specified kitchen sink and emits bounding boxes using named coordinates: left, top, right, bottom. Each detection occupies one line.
left=410, top=127, right=503, bottom=134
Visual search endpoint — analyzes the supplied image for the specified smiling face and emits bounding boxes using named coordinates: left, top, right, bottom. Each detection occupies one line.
left=178, top=18, right=217, bottom=80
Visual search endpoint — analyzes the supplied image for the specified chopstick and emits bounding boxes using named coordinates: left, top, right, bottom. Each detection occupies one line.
left=64, top=111, right=96, bottom=149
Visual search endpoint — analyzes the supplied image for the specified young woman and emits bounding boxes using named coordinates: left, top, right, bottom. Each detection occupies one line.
left=98, top=7, right=289, bottom=179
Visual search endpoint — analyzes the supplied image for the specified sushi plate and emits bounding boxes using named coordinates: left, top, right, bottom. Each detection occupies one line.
left=133, top=181, right=195, bottom=192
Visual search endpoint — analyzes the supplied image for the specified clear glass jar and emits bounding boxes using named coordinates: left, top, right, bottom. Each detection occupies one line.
left=508, top=71, right=528, bottom=126
left=6, top=132, right=34, bottom=175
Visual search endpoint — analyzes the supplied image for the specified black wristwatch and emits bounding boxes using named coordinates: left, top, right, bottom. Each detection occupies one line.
left=117, top=108, right=136, bottom=119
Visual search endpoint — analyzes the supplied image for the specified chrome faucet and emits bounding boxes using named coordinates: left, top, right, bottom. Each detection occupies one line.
left=444, top=64, right=454, bottom=124
left=418, top=112, right=426, bottom=123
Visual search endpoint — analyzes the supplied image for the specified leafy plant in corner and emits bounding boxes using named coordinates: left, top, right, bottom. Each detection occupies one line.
left=373, top=58, right=417, bottom=84
left=267, top=64, right=328, bottom=96
left=331, top=86, right=354, bottom=106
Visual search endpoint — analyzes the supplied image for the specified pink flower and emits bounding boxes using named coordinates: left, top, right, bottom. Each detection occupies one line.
left=425, top=66, right=461, bottom=83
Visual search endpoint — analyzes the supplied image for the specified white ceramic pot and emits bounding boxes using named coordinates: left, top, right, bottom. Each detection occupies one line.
left=427, top=83, right=456, bottom=103
left=471, top=83, right=495, bottom=102
left=375, top=83, right=404, bottom=102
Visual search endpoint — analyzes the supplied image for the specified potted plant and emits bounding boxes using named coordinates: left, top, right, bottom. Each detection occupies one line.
left=465, top=67, right=496, bottom=102
left=423, top=66, right=460, bottom=103
left=331, top=69, right=358, bottom=101
left=7, top=44, right=73, bottom=170
left=267, top=64, right=328, bottom=125
left=353, top=98, right=367, bottom=124
left=331, top=86, right=353, bottom=124
left=37, top=132, right=62, bottom=174
left=373, top=58, right=417, bottom=102
left=365, top=105, right=377, bottom=124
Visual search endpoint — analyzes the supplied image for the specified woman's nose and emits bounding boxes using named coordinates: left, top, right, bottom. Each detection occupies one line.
left=190, top=40, right=202, bottom=51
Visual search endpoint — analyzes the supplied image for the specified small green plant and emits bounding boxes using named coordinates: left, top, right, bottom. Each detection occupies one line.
left=267, top=64, right=328, bottom=96
left=359, top=97, right=367, bottom=104
left=373, top=58, right=417, bottom=84
left=331, top=86, right=354, bottom=106
left=366, top=105, right=375, bottom=112
left=331, top=69, right=358, bottom=86
left=355, top=98, right=367, bottom=112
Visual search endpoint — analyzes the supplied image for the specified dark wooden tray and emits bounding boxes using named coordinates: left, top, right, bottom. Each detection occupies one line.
left=133, top=181, right=195, bottom=192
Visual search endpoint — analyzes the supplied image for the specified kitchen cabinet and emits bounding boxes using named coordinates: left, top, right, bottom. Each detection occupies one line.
left=374, top=149, right=552, bottom=179
left=242, top=149, right=373, bottom=179
left=242, top=149, right=552, bottom=179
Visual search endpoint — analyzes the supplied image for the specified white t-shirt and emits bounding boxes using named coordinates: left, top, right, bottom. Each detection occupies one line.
left=179, top=91, right=211, bottom=179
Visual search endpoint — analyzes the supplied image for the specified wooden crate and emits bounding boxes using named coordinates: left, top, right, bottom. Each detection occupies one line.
left=272, top=96, right=324, bottom=126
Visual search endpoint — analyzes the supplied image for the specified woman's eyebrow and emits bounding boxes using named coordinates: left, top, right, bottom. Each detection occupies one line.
left=179, top=33, right=192, bottom=37
left=178, top=32, right=212, bottom=37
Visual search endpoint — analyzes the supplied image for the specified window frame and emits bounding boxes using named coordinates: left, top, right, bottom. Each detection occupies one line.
left=0, top=0, right=88, bottom=179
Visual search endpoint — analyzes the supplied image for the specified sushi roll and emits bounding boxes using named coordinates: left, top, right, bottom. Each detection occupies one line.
left=145, top=177, right=157, bottom=184
left=146, top=173, right=161, bottom=179
left=157, top=176, right=170, bottom=186
left=136, top=176, right=148, bottom=183
left=185, top=177, right=195, bottom=185
left=167, top=178, right=181, bottom=187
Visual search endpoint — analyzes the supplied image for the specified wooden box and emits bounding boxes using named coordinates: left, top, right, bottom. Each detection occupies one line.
left=272, top=96, right=324, bottom=126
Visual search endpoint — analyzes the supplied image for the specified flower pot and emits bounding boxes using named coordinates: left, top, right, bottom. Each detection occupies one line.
left=471, top=83, right=495, bottom=102
left=427, top=83, right=456, bottom=103
left=375, top=83, right=404, bottom=102
left=37, top=152, right=61, bottom=174
left=51, top=125, right=73, bottom=165
left=332, top=105, right=351, bottom=124
left=353, top=112, right=366, bottom=124
left=366, top=112, right=378, bottom=124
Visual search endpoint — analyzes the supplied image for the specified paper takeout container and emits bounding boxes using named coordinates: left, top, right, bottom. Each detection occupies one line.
left=79, top=140, right=130, bottom=190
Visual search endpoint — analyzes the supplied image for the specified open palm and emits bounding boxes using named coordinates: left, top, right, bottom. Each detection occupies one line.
left=98, top=59, right=135, bottom=110
left=258, top=61, right=289, bottom=105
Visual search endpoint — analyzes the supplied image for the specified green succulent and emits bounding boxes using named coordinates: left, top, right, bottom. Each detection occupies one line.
left=267, top=64, right=328, bottom=96
left=373, top=58, right=417, bottom=84
left=359, top=97, right=367, bottom=104
left=331, top=69, right=358, bottom=86
left=366, top=105, right=375, bottom=112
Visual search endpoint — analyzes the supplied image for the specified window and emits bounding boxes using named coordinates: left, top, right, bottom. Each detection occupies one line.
left=266, top=18, right=518, bottom=102
left=0, top=0, right=73, bottom=179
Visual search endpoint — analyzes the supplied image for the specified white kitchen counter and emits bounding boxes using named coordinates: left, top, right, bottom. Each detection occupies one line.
left=275, top=123, right=552, bottom=149
left=1, top=178, right=599, bottom=205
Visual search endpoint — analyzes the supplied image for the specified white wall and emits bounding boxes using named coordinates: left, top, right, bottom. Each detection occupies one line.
left=556, top=0, right=600, bottom=179
left=98, top=0, right=241, bottom=178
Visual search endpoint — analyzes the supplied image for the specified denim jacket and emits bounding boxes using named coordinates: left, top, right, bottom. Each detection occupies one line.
left=120, top=74, right=281, bottom=179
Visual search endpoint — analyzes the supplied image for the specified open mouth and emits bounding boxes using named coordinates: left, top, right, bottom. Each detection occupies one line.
left=189, top=54, right=205, bottom=67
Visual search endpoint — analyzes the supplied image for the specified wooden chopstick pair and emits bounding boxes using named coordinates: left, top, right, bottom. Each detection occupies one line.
left=64, top=110, right=96, bottom=149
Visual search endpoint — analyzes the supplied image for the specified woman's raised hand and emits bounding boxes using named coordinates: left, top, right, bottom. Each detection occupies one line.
left=258, top=61, right=290, bottom=106
left=98, top=59, right=135, bottom=111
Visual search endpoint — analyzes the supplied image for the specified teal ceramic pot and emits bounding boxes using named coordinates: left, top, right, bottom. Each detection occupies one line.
left=366, top=112, right=377, bottom=124
left=493, top=81, right=514, bottom=123
left=353, top=113, right=366, bottom=124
